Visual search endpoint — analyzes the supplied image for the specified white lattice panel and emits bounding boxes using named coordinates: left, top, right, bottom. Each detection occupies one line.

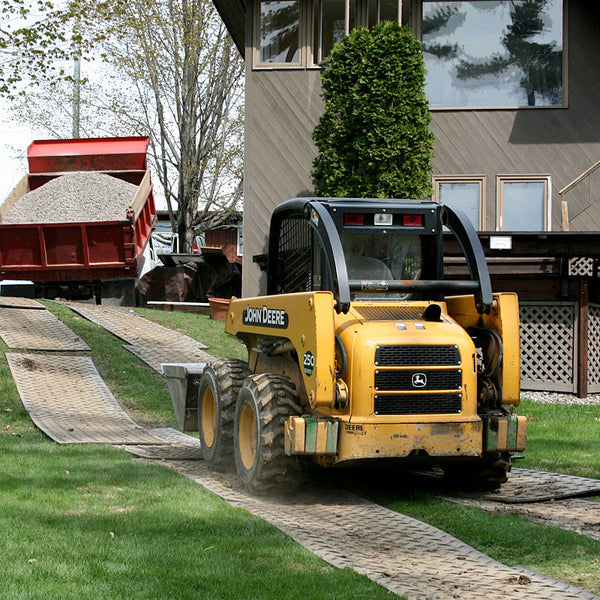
left=519, top=302, right=577, bottom=393
left=587, top=304, right=600, bottom=392
left=569, top=257, right=594, bottom=277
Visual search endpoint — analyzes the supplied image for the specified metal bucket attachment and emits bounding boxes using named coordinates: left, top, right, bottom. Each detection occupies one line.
left=161, top=363, right=206, bottom=431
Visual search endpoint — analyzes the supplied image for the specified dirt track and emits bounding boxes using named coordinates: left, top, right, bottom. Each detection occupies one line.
left=449, top=496, right=600, bottom=541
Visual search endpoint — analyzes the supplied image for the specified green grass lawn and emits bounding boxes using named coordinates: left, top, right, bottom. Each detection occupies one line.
left=0, top=302, right=396, bottom=600
left=1, top=302, right=600, bottom=597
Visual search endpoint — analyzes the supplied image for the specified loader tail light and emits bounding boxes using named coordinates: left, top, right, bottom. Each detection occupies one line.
left=344, top=212, right=364, bottom=226
left=403, top=214, right=423, bottom=227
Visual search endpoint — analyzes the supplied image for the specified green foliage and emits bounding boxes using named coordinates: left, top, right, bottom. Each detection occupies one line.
left=312, top=22, right=434, bottom=199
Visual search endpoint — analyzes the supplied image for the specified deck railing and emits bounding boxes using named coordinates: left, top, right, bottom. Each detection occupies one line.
left=559, top=159, right=600, bottom=231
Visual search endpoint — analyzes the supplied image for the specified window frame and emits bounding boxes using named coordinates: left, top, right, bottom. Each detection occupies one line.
left=433, top=175, right=486, bottom=230
left=253, top=0, right=309, bottom=68
left=496, top=175, right=552, bottom=232
left=253, top=0, right=403, bottom=69
left=413, top=0, right=569, bottom=110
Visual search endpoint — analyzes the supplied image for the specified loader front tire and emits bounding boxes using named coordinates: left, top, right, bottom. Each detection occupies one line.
left=198, top=358, right=251, bottom=469
left=234, top=374, right=301, bottom=493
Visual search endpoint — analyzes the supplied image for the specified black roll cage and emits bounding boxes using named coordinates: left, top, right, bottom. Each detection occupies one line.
left=267, top=197, right=493, bottom=315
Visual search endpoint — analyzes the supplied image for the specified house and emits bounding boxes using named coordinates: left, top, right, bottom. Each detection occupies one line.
left=154, top=210, right=243, bottom=264
left=212, top=0, right=600, bottom=395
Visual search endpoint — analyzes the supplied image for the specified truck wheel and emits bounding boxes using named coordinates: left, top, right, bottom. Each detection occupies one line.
left=198, top=359, right=251, bottom=469
left=234, top=374, right=301, bottom=494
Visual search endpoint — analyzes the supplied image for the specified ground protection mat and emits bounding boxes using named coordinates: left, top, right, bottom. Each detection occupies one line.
left=0, top=297, right=45, bottom=309
left=120, top=428, right=202, bottom=460
left=6, top=353, right=165, bottom=445
left=168, top=460, right=600, bottom=600
left=0, top=307, right=89, bottom=351
left=64, top=303, right=212, bottom=372
left=472, top=468, right=600, bottom=503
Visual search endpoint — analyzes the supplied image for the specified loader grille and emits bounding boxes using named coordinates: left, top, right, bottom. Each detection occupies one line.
left=374, top=393, right=462, bottom=415
left=277, top=216, right=313, bottom=294
left=374, top=369, right=462, bottom=391
left=375, top=345, right=460, bottom=366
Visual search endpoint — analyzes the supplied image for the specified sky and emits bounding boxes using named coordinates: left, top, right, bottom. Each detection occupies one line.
left=0, top=105, right=169, bottom=210
left=0, top=107, right=37, bottom=201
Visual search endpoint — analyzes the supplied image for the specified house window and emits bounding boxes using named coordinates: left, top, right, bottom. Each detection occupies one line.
left=312, top=0, right=400, bottom=64
left=256, top=0, right=303, bottom=65
left=433, top=176, right=484, bottom=230
left=419, top=0, right=565, bottom=108
left=253, top=0, right=402, bottom=68
left=366, top=0, right=400, bottom=29
left=497, top=176, right=551, bottom=231
left=312, top=0, right=355, bottom=64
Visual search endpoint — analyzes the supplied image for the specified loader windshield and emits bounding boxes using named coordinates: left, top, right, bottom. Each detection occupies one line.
left=340, top=233, right=422, bottom=298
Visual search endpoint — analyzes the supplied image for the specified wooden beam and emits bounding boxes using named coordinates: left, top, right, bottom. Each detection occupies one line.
left=444, top=232, right=600, bottom=258
left=577, top=278, right=589, bottom=398
left=561, top=200, right=570, bottom=232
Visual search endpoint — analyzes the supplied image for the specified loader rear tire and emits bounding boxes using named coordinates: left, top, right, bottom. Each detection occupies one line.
left=234, top=373, right=301, bottom=494
left=444, top=452, right=511, bottom=490
left=198, top=358, right=251, bottom=469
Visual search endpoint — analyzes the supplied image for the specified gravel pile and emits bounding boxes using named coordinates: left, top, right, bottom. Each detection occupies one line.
left=521, top=390, right=600, bottom=405
left=2, top=172, right=138, bottom=224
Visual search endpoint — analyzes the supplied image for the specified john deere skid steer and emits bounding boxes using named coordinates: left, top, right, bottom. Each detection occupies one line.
left=197, top=198, right=525, bottom=492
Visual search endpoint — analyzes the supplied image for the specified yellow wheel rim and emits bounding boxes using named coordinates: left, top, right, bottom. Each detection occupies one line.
left=201, top=387, right=216, bottom=447
left=238, top=402, right=257, bottom=471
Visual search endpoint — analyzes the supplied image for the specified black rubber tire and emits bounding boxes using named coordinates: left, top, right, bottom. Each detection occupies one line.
left=198, top=358, right=251, bottom=469
left=444, top=452, right=512, bottom=490
left=233, top=373, right=301, bottom=494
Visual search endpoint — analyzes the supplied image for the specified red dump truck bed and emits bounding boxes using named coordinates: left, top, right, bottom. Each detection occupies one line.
left=0, top=137, right=156, bottom=286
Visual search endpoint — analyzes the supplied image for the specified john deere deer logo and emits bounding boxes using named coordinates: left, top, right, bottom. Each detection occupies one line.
left=412, top=373, right=427, bottom=388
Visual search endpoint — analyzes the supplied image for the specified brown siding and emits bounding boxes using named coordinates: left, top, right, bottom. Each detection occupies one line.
left=431, top=2, right=600, bottom=232
left=243, top=67, right=323, bottom=295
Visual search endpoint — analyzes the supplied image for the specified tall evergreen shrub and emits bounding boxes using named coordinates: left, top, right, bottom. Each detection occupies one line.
left=312, top=22, right=434, bottom=199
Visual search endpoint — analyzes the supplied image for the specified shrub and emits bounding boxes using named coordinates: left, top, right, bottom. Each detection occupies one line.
left=312, top=22, right=434, bottom=199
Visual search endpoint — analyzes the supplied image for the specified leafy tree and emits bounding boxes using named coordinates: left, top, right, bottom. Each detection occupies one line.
left=1, top=0, right=244, bottom=252
left=312, top=22, right=433, bottom=199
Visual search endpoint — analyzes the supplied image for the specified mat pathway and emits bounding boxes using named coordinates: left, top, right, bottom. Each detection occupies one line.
left=3, top=300, right=599, bottom=600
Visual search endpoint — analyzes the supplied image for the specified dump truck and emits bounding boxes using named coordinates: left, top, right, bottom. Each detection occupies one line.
left=0, top=137, right=156, bottom=304
left=196, top=197, right=525, bottom=492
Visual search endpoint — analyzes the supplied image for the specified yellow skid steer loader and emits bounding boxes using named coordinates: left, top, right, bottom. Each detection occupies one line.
left=197, top=198, right=525, bottom=492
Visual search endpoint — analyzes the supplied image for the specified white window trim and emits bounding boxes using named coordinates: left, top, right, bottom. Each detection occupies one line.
left=496, top=175, right=552, bottom=232
left=432, top=175, right=486, bottom=230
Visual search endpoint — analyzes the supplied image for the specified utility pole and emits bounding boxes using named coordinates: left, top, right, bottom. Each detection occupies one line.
left=72, top=10, right=81, bottom=138
left=72, top=54, right=81, bottom=138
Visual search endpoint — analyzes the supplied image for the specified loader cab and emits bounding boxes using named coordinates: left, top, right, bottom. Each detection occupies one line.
left=326, top=199, right=442, bottom=301
left=266, top=197, right=492, bottom=315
